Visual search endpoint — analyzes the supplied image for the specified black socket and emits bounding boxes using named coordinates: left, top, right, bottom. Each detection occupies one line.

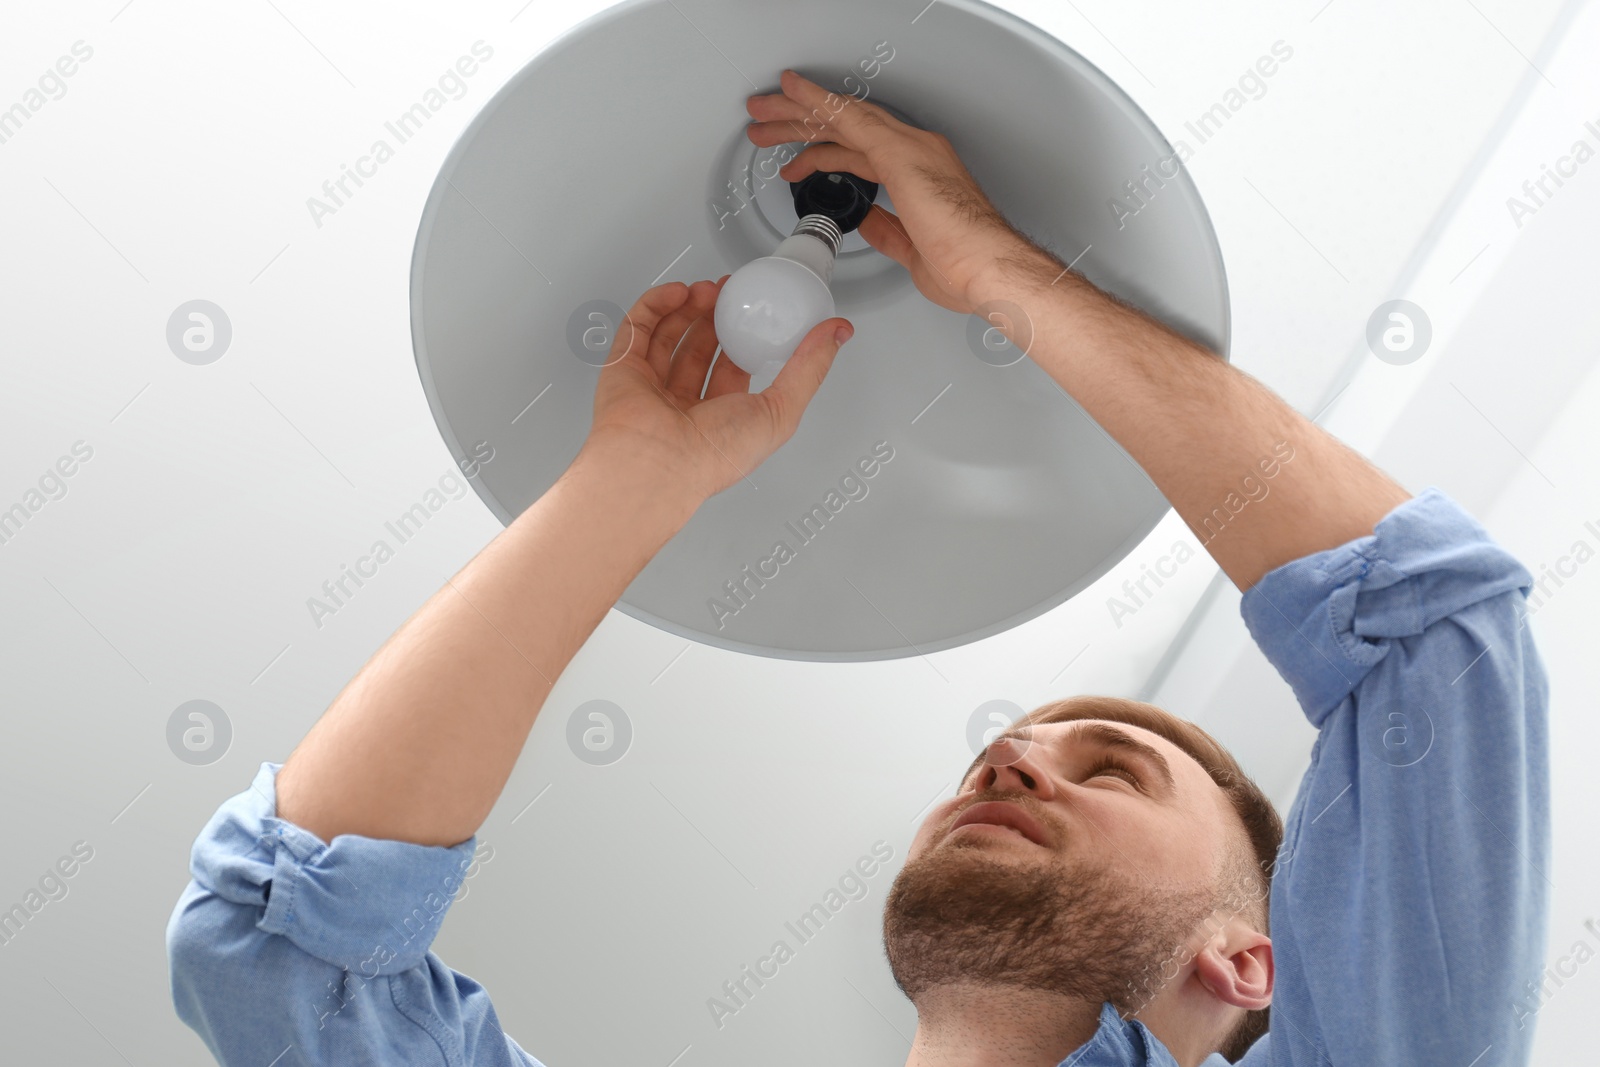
left=790, top=169, right=878, bottom=234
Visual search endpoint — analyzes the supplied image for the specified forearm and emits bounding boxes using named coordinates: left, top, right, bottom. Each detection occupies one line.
left=276, top=438, right=702, bottom=847
left=982, top=249, right=1410, bottom=589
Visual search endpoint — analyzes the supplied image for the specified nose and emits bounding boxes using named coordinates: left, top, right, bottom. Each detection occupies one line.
left=970, top=734, right=1057, bottom=801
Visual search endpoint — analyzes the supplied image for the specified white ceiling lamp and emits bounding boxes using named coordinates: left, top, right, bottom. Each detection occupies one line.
left=409, top=0, right=1229, bottom=661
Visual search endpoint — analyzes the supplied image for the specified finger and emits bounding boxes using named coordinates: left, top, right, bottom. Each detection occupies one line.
left=760, top=316, right=853, bottom=438
left=764, top=69, right=908, bottom=131
left=747, top=70, right=896, bottom=154
left=858, top=205, right=916, bottom=271
left=745, top=118, right=837, bottom=150
left=663, top=278, right=727, bottom=400
left=776, top=142, right=878, bottom=184
left=746, top=84, right=822, bottom=125
left=645, top=279, right=718, bottom=381
left=609, top=282, right=691, bottom=372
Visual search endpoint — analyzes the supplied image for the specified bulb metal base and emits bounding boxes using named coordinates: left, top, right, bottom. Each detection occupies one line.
left=791, top=214, right=843, bottom=257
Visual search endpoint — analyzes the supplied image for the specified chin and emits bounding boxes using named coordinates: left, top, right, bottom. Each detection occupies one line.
left=944, top=837, right=1040, bottom=858
left=930, top=838, right=1057, bottom=875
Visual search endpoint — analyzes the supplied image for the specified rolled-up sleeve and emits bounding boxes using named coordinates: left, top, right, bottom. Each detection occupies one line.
left=1235, top=488, right=1550, bottom=1066
left=166, top=761, right=545, bottom=1067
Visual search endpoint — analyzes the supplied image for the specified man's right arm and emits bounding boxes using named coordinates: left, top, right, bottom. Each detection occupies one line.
left=752, top=68, right=1410, bottom=586
left=969, top=256, right=1411, bottom=589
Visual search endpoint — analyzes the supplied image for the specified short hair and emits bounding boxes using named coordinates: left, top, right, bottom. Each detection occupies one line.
left=969, top=695, right=1283, bottom=1061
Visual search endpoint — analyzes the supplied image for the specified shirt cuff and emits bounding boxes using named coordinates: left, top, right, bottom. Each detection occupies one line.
left=1239, top=487, right=1533, bottom=726
left=188, top=761, right=479, bottom=976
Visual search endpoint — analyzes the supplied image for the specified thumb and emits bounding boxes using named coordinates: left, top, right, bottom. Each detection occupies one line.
left=859, top=205, right=916, bottom=270
left=760, top=317, right=854, bottom=435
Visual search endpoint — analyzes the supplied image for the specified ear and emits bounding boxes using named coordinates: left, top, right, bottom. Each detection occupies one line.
left=1192, top=924, right=1273, bottom=1012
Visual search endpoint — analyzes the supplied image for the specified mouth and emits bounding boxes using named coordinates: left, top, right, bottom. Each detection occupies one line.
left=947, top=800, right=1050, bottom=848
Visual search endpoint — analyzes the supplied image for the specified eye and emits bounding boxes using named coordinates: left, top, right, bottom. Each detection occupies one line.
left=1085, top=756, right=1143, bottom=791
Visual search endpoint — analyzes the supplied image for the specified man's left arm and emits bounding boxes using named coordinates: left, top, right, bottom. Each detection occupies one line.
left=167, top=279, right=852, bottom=1064
left=272, top=278, right=850, bottom=848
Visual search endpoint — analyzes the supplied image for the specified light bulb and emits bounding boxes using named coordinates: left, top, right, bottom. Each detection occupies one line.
left=714, top=214, right=842, bottom=384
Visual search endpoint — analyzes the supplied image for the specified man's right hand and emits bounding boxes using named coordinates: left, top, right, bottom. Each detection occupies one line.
left=750, top=68, right=1413, bottom=592
left=745, top=69, right=1050, bottom=316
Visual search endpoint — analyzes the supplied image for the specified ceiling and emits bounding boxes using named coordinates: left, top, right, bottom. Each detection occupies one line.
left=0, top=0, right=1593, bottom=1062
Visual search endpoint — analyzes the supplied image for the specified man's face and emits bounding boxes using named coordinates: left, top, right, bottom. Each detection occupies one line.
left=882, top=719, right=1240, bottom=1012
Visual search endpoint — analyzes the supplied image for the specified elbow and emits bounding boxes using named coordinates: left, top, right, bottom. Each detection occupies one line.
left=165, top=882, right=218, bottom=1030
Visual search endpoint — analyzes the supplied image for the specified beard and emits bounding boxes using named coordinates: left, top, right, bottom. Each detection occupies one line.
left=881, top=823, right=1219, bottom=1015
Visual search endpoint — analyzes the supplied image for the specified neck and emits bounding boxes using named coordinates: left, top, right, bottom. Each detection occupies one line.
left=901, top=984, right=1104, bottom=1067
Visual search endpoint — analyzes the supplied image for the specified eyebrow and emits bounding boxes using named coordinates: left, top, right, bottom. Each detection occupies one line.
left=959, top=721, right=1177, bottom=795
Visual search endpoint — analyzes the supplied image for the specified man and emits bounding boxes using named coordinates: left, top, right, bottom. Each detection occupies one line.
left=167, top=70, right=1549, bottom=1065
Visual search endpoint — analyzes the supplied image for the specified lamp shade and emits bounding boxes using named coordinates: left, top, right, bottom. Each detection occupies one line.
left=409, top=0, right=1229, bottom=661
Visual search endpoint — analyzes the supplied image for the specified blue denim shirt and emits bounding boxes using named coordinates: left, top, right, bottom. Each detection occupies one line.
left=167, top=488, right=1550, bottom=1065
